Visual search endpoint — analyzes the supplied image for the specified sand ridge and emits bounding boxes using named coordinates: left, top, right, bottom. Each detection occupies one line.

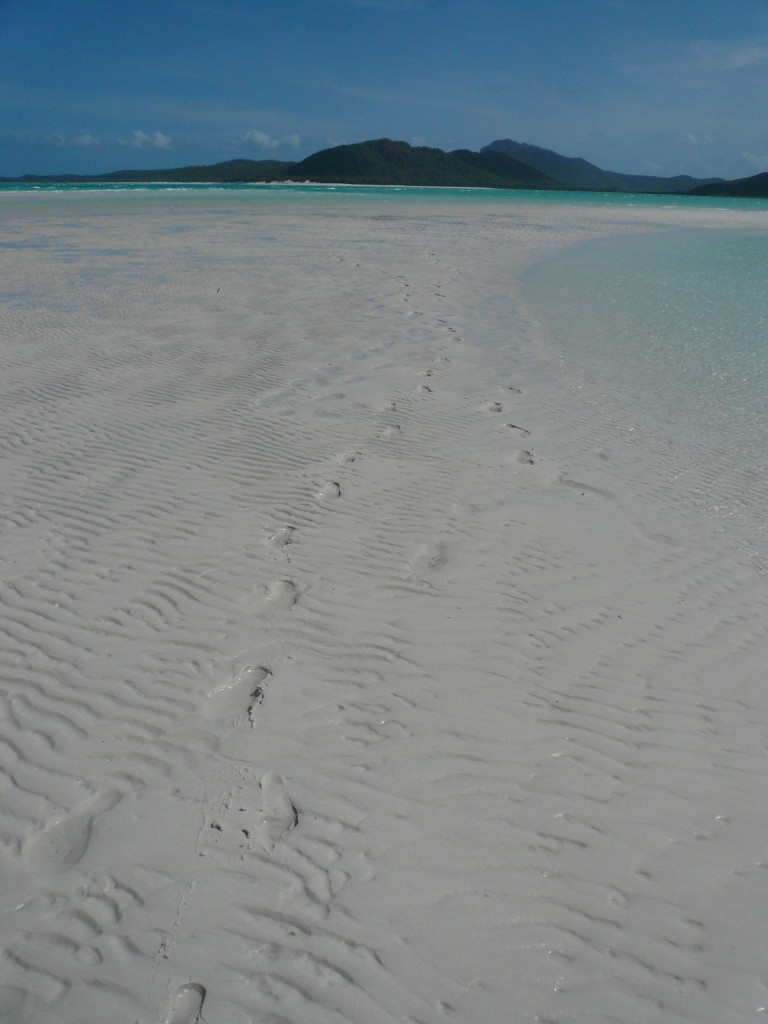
left=1, top=193, right=768, bottom=1022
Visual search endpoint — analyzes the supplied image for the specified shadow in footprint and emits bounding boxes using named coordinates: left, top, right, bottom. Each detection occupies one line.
left=505, top=422, right=531, bottom=438
left=318, top=481, right=341, bottom=500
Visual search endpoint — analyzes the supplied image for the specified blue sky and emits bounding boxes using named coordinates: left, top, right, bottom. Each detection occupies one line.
left=2, top=0, right=767, bottom=178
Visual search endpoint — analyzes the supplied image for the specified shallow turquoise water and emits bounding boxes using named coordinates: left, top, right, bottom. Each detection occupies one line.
left=2, top=179, right=768, bottom=214
left=522, top=228, right=768, bottom=566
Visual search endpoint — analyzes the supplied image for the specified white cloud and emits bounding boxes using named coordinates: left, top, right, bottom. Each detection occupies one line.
left=244, top=128, right=280, bottom=149
left=75, top=133, right=101, bottom=148
left=244, top=129, right=301, bottom=151
left=685, top=132, right=716, bottom=145
left=125, top=129, right=172, bottom=149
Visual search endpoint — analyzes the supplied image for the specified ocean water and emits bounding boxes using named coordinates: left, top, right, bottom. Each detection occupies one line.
left=2, top=178, right=768, bottom=211
left=521, top=227, right=768, bottom=569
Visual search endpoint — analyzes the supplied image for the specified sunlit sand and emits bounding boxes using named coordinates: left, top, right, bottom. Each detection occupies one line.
left=1, top=191, right=768, bottom=1023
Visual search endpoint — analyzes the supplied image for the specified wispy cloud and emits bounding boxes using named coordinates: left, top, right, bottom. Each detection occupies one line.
left=742, top=150, right=768, bottom=170
left=10, top=130, right=103, bottom=149
left=618, top=33, right=768, bottom=81
left=688, top=39, right=768, bottom=71
left=621, top=36, right=768, bottom=78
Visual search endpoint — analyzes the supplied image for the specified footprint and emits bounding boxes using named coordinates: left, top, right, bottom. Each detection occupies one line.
left=0, top=988, right=47, bottom=1022
left=558, top=476, right=613, bottom=499
left=263, top=579, right=297, bottom=611
left=25, top=789, right=122, bottom=875
left=336, top=450, right=360, bottom=465
left=408, top=540, right=448, bottom=578
left=318, top=481, right=341, bottom=499
left=267, top=526, right=294, bottom=554
left=505, top=422, right=531, bottom=438
left=204, top=664, right=270, bottom=722
left=487, top=401, right=502, bottom=413
left=631, top=522, right=680, bottom=547
left=515, top=450, right=535, bottom=465
left=160, top=983, right=206, bottom=1024
left=258, top=772, right=298, bottom=851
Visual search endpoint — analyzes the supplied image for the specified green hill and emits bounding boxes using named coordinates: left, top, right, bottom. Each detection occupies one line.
left=283, top=138, right=558, bottom=188
left=448, top=148, right=557, bottom=187
left=2, top=158, right=291, bottom=184
left=690, top=171, right=768, bottom=198
left=99, top=158, right=292, bottom=183
left=481, top=139, right=723, bottom=194
left=0, top=140, right=559, bottom=190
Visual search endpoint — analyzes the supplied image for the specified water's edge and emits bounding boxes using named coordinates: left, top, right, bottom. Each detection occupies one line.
left=519, top=226, right=768, bottom=572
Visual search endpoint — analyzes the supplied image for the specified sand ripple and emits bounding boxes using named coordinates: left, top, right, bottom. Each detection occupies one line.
left=1, top=194, right=767, bottom=1022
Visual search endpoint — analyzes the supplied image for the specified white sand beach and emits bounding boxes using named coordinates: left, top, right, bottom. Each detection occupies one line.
left=2, top=191, right=768, bottom=1024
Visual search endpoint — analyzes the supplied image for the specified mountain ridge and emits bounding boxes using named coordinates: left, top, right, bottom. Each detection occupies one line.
left=2, top=137, right=765, bottom=197
left=481, top=139, right=724, bottom=194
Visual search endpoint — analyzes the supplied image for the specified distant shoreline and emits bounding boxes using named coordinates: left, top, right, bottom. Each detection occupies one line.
left=4, top=136, right=765, bottom=197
